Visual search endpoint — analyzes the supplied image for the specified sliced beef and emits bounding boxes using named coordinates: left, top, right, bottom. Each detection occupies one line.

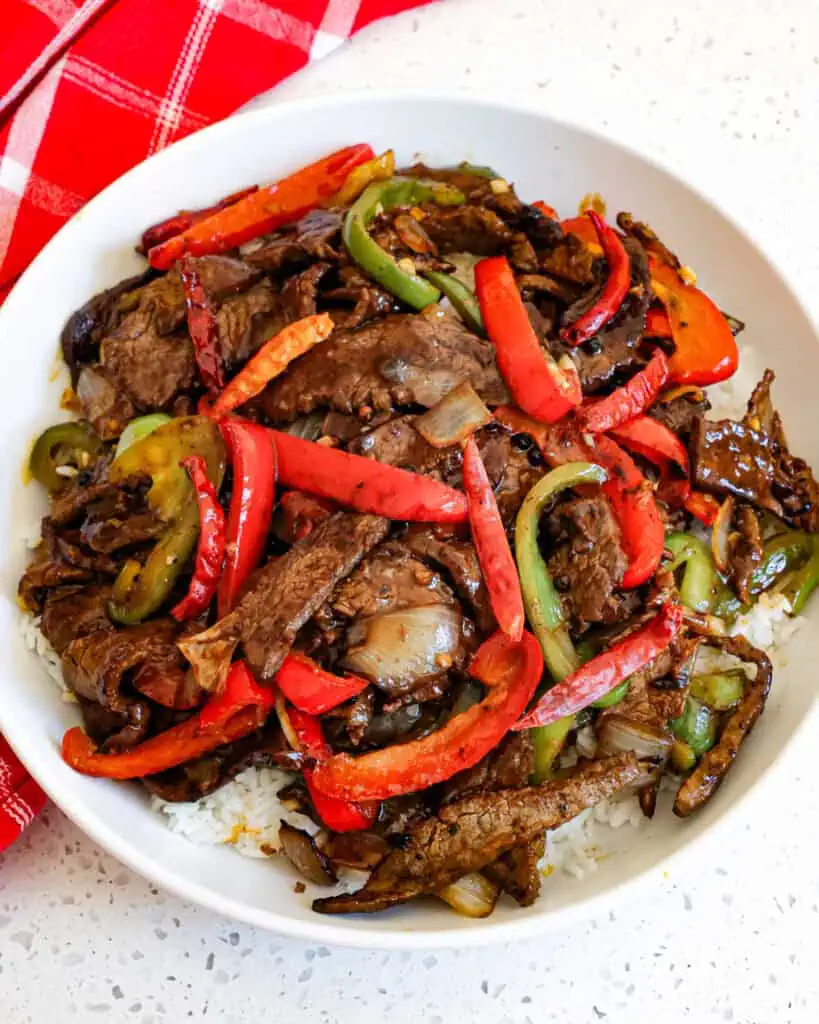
left=540, top=232, right=599, bottom=286
left=262, top=312, right=508, bottom=422
left=41, top=519, right=120, bottom=576
left=81, top=510, right=163, bottom=553
left=40, top=584, right=113, bottom=655
left=546, top=496, right=634, bottom=632
left=61, top=617, right=187, bottom=714
left=61, top=268, right=157, bottom=381
left=560, top=237, right=652, bottom=394
left=216, top=278, right=284, bottom=367
left=18, top=558, right=95, bottom=613
left=143, top=723, right=285, bottom=803
left=331, top=541, right=457, bottom=620
left=479, top=430, right=545, bottom=524
left=101, top=318, right=196, bottom=410
left=484, top=837, right=546, bottom=907
left=245, top=209, right=342, bottom=273
left=76, top=694, right=152, bottom=753
left=649, top=391, right=710, bottom=441
left=331, top=541, right=465, bottom=699
left=731, top=505, right=764, bottom=605
left=421, top=205, right=513, bottom=255
left=312, top=754, right=641, bottom=914
left=691, top=371, right=819, bottom=530
left=76, top=366, right=137, bottom=440
left=674, top=635, right=771, bottom=817
left=441, top=732, right=534, bottom=804
left=602, top=634, right=699, bottom=729
left=179, top=512, right=389, bottom=689
left=403, top=529, right=495, bottom=634
left=322, top=266, right=395, bottom=330
left=349, top=415, right=462, bottom=480
left=280, top=262, right=331, bottom=323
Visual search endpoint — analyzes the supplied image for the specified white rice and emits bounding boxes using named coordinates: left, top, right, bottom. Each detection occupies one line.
left=15, top=348, right=808, bottom=889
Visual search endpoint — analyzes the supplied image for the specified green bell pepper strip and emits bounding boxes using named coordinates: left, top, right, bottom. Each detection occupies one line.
left=422, top=270, right=484, bottom=333
left=662, top=532, right=717, bottom=613
left=748, top=530, right=812, bottom=596
left=456, top=161, right=499, bottom=179
left=515, top=462, right=608, bottom=681
left=115, top=413, right=172, bottom=459
left=515, top=462, right=608, bottom=781
left=780, top=534, right=819, bottom=614
left=28, top=421, right=102, bottom=491
left=342, top=177, right=465, bottom=309
left=592, top=678, right=630, bottom=708
left=108, top=416, right=226, bottom=624
left=670, top=697, right=718, bottom=757
left=713, top=584, right=744, bottom=623
left=689, top=671, right=745, bottom=711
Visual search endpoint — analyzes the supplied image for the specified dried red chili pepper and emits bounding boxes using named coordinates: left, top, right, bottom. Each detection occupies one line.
left=170, top=455, right=226, bottom=621
left=561, top=211, right=630, bottom=346
left=179, top=257, right=224, bottom=394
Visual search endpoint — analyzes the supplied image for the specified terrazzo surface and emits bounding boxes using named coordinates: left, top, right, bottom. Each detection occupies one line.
left=3, top=0, right=819, bottom=1020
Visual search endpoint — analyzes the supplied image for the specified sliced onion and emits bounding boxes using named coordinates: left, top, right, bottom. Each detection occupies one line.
left=275, top=691, right=301, bottom=751
left=712, top=495, right=735, bottom=574
left=438, top=872, right=500, bottom=918
left=415, top=382, right=492, bottom=448
left=344, top=605, right=463, bottom=692
left=596, top=713, right=673, bottom=763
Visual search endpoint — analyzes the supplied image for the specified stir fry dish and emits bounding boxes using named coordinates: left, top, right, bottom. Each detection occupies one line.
left=20, top=145, right=819, bottom=918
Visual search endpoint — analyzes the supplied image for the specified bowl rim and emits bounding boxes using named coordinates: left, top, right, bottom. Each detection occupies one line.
left=2, top=87, right=818, bottom=949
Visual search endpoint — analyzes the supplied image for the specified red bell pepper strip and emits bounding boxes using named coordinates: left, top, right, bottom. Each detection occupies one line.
left=210, top=314, right=334, bottom=420
left=179, top=257, right=225, bottom=394
left=269, top=429, right=468, bottom=523
left=198, top=660, right=275, bottom=730
left=683, top=490, right=721, bottom=527
left=462, top=438, right=524, bottom=641
left=276, top=653, right=368, bottom=715
left=561, top=211, right=630, bottom=346
left=170, top=456, right=226, bottom=621
left=217, top=420, right=277, bottom=617
left=607, top=414, right=688, bottom=476
left=138, top=186, right=259, bottom=254
left=309, top=630, right=544, bottom=802
left=148, top=145, right=374, bottom=269
left=560, top=215, right=603, bottom=251
left=514, top=603, right=683, bottom=730
left=645, top=306, right=672, bottom=338
left=62, top=661, right=272, bottom=779
left=650, top=259, right=738, bottom=386
left=476, top=256, right=582, bottom=424
left=532, top=200, right=559, bottom=220
left=590, top=435, right=665, bottom=589
left=579, top=350, right=670, bottom=433
left=286, top=705, right=378, bottom=832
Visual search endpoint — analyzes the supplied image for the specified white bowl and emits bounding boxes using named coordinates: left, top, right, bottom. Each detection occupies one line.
left=1, top=93, right=817, bottom=949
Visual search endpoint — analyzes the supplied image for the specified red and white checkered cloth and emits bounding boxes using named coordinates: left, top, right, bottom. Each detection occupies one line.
left=0, top=0, right=436, bottom=853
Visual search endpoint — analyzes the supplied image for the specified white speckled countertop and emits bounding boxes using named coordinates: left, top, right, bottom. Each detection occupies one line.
left=3, top=1, right=819, bottom=1020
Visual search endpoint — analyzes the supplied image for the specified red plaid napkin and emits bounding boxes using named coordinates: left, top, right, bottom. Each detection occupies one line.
left=0, top=0, right=436, bottom=851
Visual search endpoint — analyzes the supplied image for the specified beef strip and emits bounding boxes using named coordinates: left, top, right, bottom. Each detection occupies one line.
left=40, top=584, right=113, bottom=655
left=61, top=268, right=157, bottom=381
left=18, top=558, right=95, bottom=612
left=731, top=505, right=764, bottom=605
left=691, top=371, right=819, bottom=530
left=349, top=414, right=462, bottom=481
left=322, top=266, right=395, bottom=330
left=101, top=319, right=196, bottom=410
left=674, top=635, right=772, bottom=817
left=312, top=754, right=641, bottom=914
left=246, top=209, right=342, bottom=273
left=479, top=431, right=545, bottom=525
left=216, top=278, right=284, bottom=367
left=649, top=391, right=710, bottom=441
left=483, top=837, right=546, bottom=907
left=560, top=238, right=652, bottom=394
left=143, top=723, right=285, bottom=803
left=76, top=366, right=137, bottom=439
left=61, top=617, right=186, bottom=714
left=76, top=694, right=152, bottom=753
left=546, top=496, right=636, bottom=633
left=262, top=311, right=508, bottom=422
left=280, top=262, right=331, bottom=323
left=403, top=529, right=495, bottom=634
left=178, top=512, right=389, bottom=690
left=41, top=519, right=120, bottom=575
left=420, top=205, right=514, bottom=255
left=602, top=634, right=700, bottom=729
left=81, top=510, right=163, bottom=553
